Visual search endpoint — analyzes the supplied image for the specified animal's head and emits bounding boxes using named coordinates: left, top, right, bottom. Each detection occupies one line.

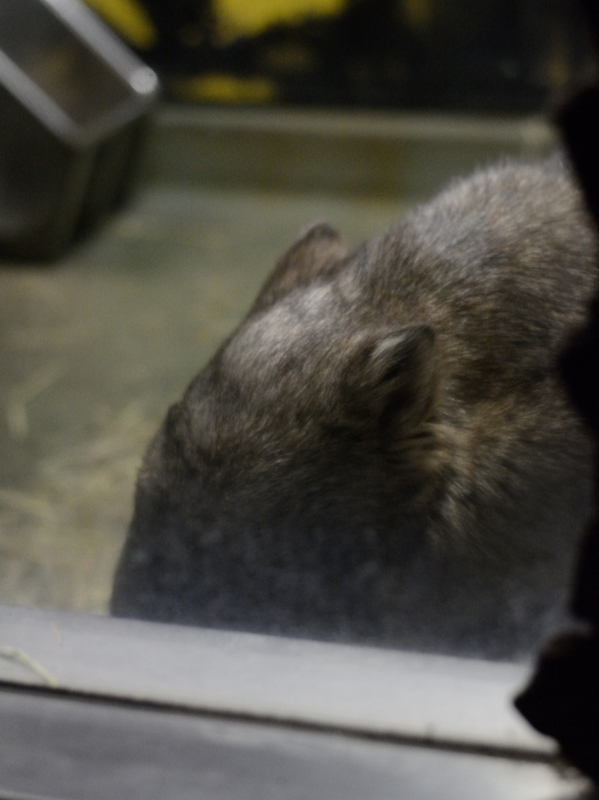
left=110, top=223, right=444, bottom=634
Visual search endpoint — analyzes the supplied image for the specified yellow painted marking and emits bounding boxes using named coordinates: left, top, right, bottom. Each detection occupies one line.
left=82, top=0, right=157, bottom=49
left=214, top=0, right=345, bottom=40
left=174, top=73, right=277, bottom=104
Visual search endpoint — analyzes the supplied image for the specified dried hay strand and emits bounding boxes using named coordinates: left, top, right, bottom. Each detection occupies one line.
left=0, top=401, right=157, bottom=614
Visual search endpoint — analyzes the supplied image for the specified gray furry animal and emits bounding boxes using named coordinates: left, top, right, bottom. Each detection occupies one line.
left=111, top=157, right=597, bottom=659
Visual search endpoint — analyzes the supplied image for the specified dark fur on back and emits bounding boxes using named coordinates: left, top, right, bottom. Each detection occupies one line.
left=111, top=157, right=598, bottom=659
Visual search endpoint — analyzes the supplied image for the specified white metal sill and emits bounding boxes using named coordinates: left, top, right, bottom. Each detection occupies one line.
left=0, top=606, right=594, bottom=800
left=0, top=604, right=550, bottom=755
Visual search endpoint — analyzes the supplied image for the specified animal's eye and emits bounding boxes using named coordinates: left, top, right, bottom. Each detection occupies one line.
left=164, top=403, right=184, bottom=440
left=162, top=402, right=197, bottom=468
left=163, top=401, right=214, bottom=474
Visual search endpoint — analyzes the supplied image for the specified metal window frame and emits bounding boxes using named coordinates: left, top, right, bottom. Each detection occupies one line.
left=0, top=605, right=593, bottom=800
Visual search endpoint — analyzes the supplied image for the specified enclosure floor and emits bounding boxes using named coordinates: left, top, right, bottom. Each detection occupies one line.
left=0, top=185, right=407, bottom=614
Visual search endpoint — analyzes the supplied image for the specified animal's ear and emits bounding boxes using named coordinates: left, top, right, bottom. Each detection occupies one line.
left=251, top=222, right=351, bottom=313
left=345, top=324, right=437, bottom=427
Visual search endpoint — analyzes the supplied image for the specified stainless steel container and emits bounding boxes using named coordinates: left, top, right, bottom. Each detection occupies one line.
left=0, top=0, right=159, bottom=259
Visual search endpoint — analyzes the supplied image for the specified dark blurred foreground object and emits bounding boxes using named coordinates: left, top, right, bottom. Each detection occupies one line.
left=0, top=0, right=159, bottom=259
left=515, top=5, right=599, bottom=781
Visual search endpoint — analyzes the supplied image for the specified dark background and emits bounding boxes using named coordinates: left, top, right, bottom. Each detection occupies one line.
left=128, top=0, right=594, bottom=111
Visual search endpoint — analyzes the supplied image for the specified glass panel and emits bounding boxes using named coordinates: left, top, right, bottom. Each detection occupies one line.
left=0, top=0, right=594, bottom=667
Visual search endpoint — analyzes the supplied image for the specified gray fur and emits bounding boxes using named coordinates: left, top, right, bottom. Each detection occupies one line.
left=111, top=157, right=598, bottom=660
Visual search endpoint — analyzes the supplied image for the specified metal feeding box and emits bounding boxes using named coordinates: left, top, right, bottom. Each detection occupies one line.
left=0, top=0, right=159, bottom=259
